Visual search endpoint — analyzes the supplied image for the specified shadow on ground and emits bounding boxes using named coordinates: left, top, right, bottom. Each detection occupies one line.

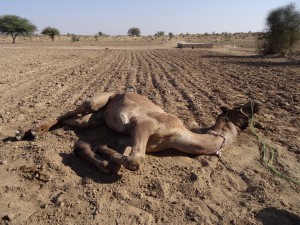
left=256, top=207, right=300, bottom=225
left=201, top=54, right=300, bottom=67
left=59, top=125, right=125, bottom=183
left=59, top=152, right=122, bottom=184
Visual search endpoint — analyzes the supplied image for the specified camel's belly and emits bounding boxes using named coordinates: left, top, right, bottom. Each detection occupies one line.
left=104, top=111, right=131, bottom=133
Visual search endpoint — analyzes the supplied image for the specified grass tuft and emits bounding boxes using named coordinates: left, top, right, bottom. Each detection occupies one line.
left=248, top=102, right=300, bottom=185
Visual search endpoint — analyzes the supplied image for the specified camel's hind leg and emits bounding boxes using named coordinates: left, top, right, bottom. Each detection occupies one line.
left=16, top=92, right=116, bottom=140
left=95, top=144, right=133, bottom=171
left=62, top=112, right=104, bottom=129
left=73, top=141, right=120, bottom=174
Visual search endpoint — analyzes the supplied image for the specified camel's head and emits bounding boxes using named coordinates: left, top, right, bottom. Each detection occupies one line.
left=218, top=101, right=262, bottom=131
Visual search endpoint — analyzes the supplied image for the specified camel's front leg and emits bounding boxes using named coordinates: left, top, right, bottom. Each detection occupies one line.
left=95, top=144, right=128, bottom=170
left=96, top=117, right=156, bottom=171
left=124, top=117, right=156, bottom=171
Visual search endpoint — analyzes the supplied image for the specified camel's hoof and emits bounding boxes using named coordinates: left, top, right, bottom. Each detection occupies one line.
left=30, top=129, right=39, bottom=139
left=215, top=150, right=222, bottom=158
left=124, top=158, right=140, bottom=171
left=15, top=129, right=38, bottom=141
left=15, top=129, right=25, bottom=141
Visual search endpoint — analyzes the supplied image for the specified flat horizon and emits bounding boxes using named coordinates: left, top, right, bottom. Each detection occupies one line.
left=0, top=0, right=297, bottom=35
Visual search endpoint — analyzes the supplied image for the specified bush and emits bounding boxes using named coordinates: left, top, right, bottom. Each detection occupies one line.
left=71, top=34, right=80, bottom=42
left=259, top=3, right=300, bottom=55
left=155, top=31, right=165, bottom=37
left=168, top=32, right=174, bottom=38
left=127, top=27, right=141, bottom=36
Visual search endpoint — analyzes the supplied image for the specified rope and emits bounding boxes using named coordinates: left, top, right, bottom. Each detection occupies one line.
left=247, top=102, right=300, bottom=185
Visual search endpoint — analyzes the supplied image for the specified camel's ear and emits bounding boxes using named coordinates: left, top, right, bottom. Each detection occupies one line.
left=220, top=106, right=229, bottom=113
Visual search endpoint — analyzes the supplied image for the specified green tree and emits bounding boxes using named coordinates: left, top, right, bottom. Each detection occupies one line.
left=168, top=32, right=174, bottom=38
left=127, top=27, right=141, bottom=36
left=41, top=26, right=60, bottom=41
left=260, top=3, right=300, bottom=55
left=0, top=15, right=37, bottom=43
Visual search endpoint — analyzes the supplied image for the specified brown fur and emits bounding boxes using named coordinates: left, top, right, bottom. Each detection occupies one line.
left=17, top=91, right=261, bottom=173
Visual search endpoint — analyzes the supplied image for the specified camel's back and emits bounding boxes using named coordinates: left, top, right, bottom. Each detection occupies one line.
left=103, top=92, right=165, bottom=132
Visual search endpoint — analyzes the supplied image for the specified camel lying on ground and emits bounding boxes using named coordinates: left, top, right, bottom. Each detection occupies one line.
left=16, top=91, right=261, bottom=174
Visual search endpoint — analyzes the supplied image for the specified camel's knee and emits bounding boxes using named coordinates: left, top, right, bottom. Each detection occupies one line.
left=73, top=98, right=102, bottom=115
left=79, top=100, right=95, bottom=113
left=87, top=92, right=116, bottom=112
left=74, top=141, right=90, bottom=155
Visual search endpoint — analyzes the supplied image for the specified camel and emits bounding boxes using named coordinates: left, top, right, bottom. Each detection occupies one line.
left=16, top=90, right=261, bottom=174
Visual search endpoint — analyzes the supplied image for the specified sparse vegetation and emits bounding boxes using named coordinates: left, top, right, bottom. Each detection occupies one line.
left=168, top=32, right=174, bottom=39
left=259, top=3, right=300, bottom=55
left=127, top=27, right=141, bottom=37
left=155, top=31, right=165, bottom=37
left=41, top=26, right=60, bottom=41
left=71, top=34, right=80, bottom=42
left=0, top=15, right=37, bottom=43
left=1, top=34, right=300, bottom=225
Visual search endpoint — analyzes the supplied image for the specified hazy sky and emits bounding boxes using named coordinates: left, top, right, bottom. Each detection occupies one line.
left=0, top=0, right=298, bottom=35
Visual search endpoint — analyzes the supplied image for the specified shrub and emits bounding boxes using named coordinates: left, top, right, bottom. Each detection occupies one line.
left=259, top=3, right=300, bottom=55
left=71, top=34, right=80, bottom=42
left=127, top=27, right=141, bottom=36
left=155, top=31, right=165, bottom=37
left=168, top=32, right=174, bottom=38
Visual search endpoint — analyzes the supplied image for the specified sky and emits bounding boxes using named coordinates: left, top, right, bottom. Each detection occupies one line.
left=0, top=0, right=298, bottom=35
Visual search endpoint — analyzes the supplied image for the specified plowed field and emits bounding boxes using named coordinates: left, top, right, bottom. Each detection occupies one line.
left=0, top=44, right=299, bottom=225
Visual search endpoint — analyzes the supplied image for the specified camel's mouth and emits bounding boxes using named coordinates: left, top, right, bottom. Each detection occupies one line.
left=219, top=101, right=262, bottom=130
left=241, top=101, right=262, bottom=116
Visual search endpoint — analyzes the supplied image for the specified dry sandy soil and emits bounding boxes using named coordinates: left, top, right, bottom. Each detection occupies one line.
left=0, top=38, right=299, bottom=225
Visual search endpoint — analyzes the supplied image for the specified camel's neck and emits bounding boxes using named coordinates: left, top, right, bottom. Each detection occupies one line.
left=170, top=121, right=239, bottom=155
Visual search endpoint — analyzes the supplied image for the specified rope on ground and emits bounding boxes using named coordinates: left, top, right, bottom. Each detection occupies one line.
left=248, top=102, right=300, bottom=186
